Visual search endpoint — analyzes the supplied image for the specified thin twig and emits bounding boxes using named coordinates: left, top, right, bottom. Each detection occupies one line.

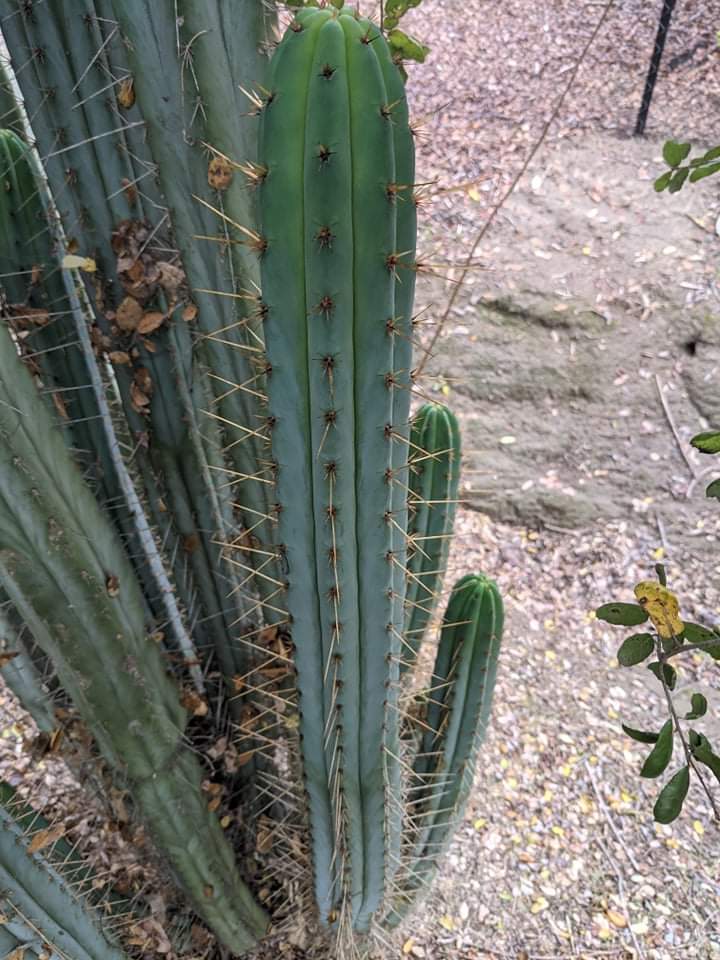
left=415, top=0, right=616, bottom=378
left=584, top=757, right=640, bottom=873
left=654, top=373, right=699, bottom=481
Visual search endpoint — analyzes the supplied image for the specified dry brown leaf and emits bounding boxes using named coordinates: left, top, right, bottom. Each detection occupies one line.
left=208, top=155, right=233, bottom=190
left=182, top=302, right=198, bottom=322
left=0, top=651, right=20, bottom=667
left=256, top=816, right=274, bottom=854
left=120, top=178, right=138, bottom=206
left=8, top=304, right=50, bottom=328
left=136, top=311, right=165, bottom=335
left=108, top=351, right=131, bottom=366
left=51, top=392, right=69, bottom=420
left=117, top=77, right=135, bottom=109
left=115, top=296, right=143, bottom=332
left=606, top=909, right=627, bottom=929
left=180, top=689, right=208, bottom=717
left=130, top=382, right=151, bottom=412
left=28, top=823, right=65, bottom=854
left=105, top=574, right=120, bottom=598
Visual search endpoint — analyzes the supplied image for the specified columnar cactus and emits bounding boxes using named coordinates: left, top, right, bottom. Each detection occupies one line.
left=0, top=3, right=504, bottom=956
left=258, top=6, right=416, bottom=929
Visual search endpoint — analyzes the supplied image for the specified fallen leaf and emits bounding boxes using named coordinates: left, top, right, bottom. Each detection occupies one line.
left=116, top=296, right=143, bottom=332
left=606, top=909, right=627, bottom=928
left=183, top=302, right=198, bottom=322
left=439, top=915, right=455, bottom=931
left=208, top=155, right=234, bottom=190
left=28, top=824, right=65, bottom=854
left=137, top=311, right=165, bottom=335
left=0, top=651, right=20, bottom=667
left=108, top=351, right=132, bottom=366
left=117, top=77, right=135, bottom=109
left=530, top=897, right=549, bottom=914
left=62, top=253, right=97, bottom=273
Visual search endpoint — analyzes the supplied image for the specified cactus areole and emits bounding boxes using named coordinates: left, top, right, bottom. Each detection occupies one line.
left=259, top=7, right=417, bottom=930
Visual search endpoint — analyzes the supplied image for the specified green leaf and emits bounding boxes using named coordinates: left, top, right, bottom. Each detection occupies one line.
left=681, top=621, right=716, bottom=643
left=387, top=29, right=429, bottom=63
left=653, top=766, right=690, bottom=824
left=705, top=478, right=720, bottom=500
left=689, top=161, right=720, bottom=183
left=654, top=170, right=673, bottom=192
left=685, top=693, right=707, bottom=720
left=647, top=661, right=677, bottom=690
left=640, top=719, right=673, bottom=778
left=668, top=168, right=689, bottom=193
left=622, top=723, right=660, bottom=744
left=595, top=602, right=649, bottom=627
left=617, top=633, right=654, bottom=666
left=699, top=145, right=720, bottom=163
left=662, top=140, right=691, bottom=167
left=689, top=731, right=720, bottom=783
left=690, top=431, right=720, bottom=454
left=680, top=622, right=720, bottom=657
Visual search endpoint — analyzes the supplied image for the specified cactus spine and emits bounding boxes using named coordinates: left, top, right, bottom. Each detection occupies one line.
left=259, top=7, right=416, bottom=929
left=403, top=403, right=461, bottom=668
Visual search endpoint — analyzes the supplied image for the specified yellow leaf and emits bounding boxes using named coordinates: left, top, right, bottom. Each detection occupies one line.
left=653, top=546, right=665, bottom=560
left=606, top=909, right=627, bottom=929
left=439, top=915, right=455, bottom=931
left=693, top=820, right=705, bottom=837
left=578, top=794, right=593, bottom=814
left=633, top=581, right=683, bottom=639
left=473, top=818, right=487, bottom=831
left=530, top=897, right=548, bottom=914
left=402, top=939, right=414, bottom=955
left=551, top=825, right=564, bottom=837
left=441, top=383, right=450, bottom=397
left=62, top=254, right=97, bottom=273
left=467, top=186, right=481, bottom=202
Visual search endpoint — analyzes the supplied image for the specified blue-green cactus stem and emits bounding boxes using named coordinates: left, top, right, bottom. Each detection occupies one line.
left=0, top=801, right=129, bottom=960
left=259, top=7, right=416, bottom=929
left=402, top=403, right=460, bottom=670
left=0, top=321, right=268, bottom=953
left=390, top=574, right=502, bottom=923
left=0, top=599, right=55, bottom=732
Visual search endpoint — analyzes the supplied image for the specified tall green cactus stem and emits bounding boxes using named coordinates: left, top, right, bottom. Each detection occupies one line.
left=0, top=321, right=268, bottom=953
left=391, top=574, right=502, bottom=922
left=0, top=601, right=55, bottom=732
left=259, top=7, right=415, bottom=929
left=108, top=2, right=284, bottom=621
left=403, top=403, right=460, bottom=669
left=0, top=4, right=269, bottom=692
left=0, top=801, right=129, bottom=960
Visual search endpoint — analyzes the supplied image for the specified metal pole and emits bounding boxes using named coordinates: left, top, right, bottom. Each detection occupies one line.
left=635, top=0, right=679, bottom=136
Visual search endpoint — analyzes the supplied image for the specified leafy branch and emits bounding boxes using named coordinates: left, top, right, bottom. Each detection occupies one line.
left=654, top=140, right=720, bottom=193
left=596, top=567, right=720, bottom=824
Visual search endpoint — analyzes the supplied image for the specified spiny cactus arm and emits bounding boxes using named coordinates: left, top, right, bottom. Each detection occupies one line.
left=0, top=323, right=268, bottom=952
left=0, top=805, right=129, bottom=960
left=260, top=8, right=408, bottom=929
left=0, top=601, right=55, bottom=733
left=109, top=2, right=282, bottom=614
left=389, top=575, right=503, bottom=924
left=0, top=6, right=236, bottom=670
left=402, top=404, right=461, bottom=670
